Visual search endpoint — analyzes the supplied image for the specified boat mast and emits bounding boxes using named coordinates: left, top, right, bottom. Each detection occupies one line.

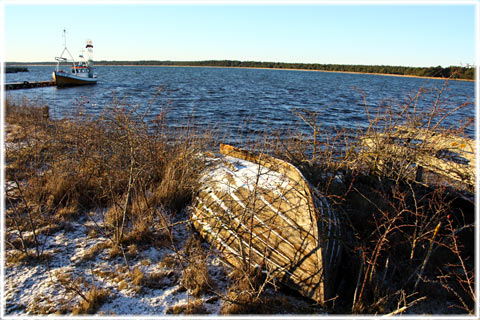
left=55, top=29, right=77, bottom=71
left=62, top=28, right=67, bottom=49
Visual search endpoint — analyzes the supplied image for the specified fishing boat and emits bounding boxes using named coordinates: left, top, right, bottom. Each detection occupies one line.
left=52, top=30, right=97, bottom=87
left=192, top=144, right=342, bottom=305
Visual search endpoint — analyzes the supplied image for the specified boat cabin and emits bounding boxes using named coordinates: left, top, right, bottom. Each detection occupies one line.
left=71, top=66, right=89, bottom=74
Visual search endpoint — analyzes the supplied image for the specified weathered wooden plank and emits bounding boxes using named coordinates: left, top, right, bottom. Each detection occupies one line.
left=193, top=201, right=322, bottom=290
left=359, top=127, right=475, bottom=187
left=394, top=126, right=475, bottom=157
left=198, top=181, right=321, bottom=278
left=192, top=222, right=324, bottom=302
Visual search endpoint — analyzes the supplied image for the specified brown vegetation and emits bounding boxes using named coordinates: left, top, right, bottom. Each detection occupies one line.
left=264, top=84, right=475, bottom=315
left=4, top=80, right=475, bottom=315
left=4, top=96, right=211, bottom=314
left=5, top=96, right=208, bottom=261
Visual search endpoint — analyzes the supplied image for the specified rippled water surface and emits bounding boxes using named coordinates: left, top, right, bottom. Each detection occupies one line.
left=6, top=66, right=475, bottom=141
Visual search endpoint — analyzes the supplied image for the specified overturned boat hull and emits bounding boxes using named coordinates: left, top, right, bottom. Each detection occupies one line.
left=192, top=144, right=341, bottom=304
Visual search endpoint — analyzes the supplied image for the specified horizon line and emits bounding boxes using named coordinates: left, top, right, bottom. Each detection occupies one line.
left=5, top=59, right=476, bottom=69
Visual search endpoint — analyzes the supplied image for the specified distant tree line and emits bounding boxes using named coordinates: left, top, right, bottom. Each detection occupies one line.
left=97, top=60, right=475, bottom=80
left=7, top=60, right=475, bottom=80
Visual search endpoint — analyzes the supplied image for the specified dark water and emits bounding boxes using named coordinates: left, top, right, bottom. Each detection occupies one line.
left=5, top=66, right=475, bottom=142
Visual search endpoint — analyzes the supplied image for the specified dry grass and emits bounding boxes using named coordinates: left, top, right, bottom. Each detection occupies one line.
left=143, top=269, right=180, bottom=289
left=80, top=241, right=111, bottom=262
left=51, top=271, right=110, bottom=315
left=5, top=97, right=210, bottom=262
left=214, top=83, right=474, bottom=315
left=180, top=235, right=214, bottom=297
left=219, top=269, right=318, bottom=314
left=4, top=80, right=475, bottom=315
left=220, top=269, right=268, bottom=314
left=71, top=287, right=110, bottom=315
left=166, top=299, right=208, bottom=314
left=182, top=258, right=213, bottom=297
left=265, top=85, right=475, bottom=314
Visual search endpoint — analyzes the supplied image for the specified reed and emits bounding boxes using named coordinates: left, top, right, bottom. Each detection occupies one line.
left=272, top=83, right=475, bottom=314
left=3, top=79, right=475, bottom=315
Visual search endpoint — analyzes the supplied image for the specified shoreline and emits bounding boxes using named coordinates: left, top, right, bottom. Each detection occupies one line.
left=102, top=64, right=475, bottom=82
left=7, top=64, right=474, bottom=82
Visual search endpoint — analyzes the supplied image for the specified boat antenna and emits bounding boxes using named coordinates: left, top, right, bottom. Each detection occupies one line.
left=55, top=28, right=76, bottom=69
left=62, top=29, right=67, bottom=49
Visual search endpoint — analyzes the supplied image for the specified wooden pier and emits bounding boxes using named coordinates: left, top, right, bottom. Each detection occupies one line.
left=5, top=67, right=29, bottom=73
left=5, top=80, right=56, bottom=91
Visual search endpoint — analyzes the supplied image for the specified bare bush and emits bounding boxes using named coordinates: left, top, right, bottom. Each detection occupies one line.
left=4, top=78, right=474, bottom=315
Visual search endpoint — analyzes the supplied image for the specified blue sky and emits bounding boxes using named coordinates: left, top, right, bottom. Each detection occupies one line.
left=2, top=2, right=477, bottom=67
